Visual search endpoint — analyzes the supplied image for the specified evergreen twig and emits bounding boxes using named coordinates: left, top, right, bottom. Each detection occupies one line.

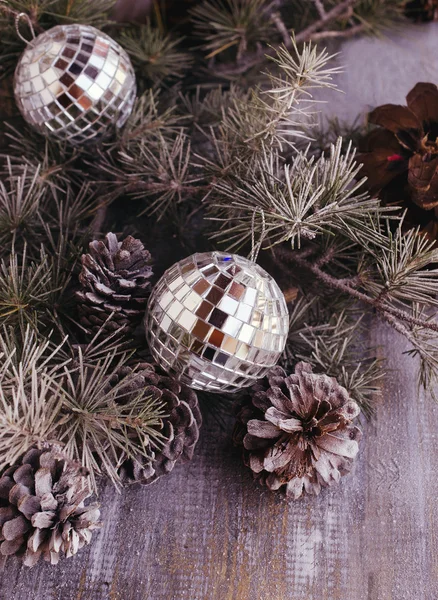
left=0, top=0, right=430, bottom=493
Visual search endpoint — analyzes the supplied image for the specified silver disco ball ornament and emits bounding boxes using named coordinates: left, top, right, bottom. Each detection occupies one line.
left=14, top=24, right=136, bottom=144
left=146, top=252, right=289, bottom=393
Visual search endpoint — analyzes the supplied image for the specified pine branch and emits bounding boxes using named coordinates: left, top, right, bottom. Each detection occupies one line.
left=193, top=40, right=342, bottom=202
left=0, top=161, right=45, bottom=248
left=196, top=0, right=404, bottom=77
left=307, top=25, right=366, bottom=41
left=0, top=325, right=68, bottom=391
left=45, top=0, right=117, bottom=24
left=110, top=130, right=204, bottom=218
left=273, top=225, right=438, bottom=406
left=190, top=0, right=278, bottom=62
left=404, top=309, right=438, bottom=400
left=281, top=293, right=384, bottom=414
left=2, top=124, right=80, bottom=191
left=0, top=367, right=64, bottom=470
left=119, top=22, right=193, bottom=85
left=0, top=325, right=68, bottom=471
left=271, top=5, right=292, bottom=48
left=0, top=0, right=428, bottom=485
left=312, top=0, right=326, bottom=19
left=294, top=0, right=358, bottom=42
left=58, top=348, right=167, bottom=491
left=0, top=245, right=69, bottom=327
left=285, top=246, right=438, bottom=331
left=207, top=139, right=387, bottom=251
left=0, top=325, right=169, bottom=492
left=111, top=90, right=182, bottom=151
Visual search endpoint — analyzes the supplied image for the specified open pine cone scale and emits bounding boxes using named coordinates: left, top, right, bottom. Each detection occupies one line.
left=0, top=449, right=101, bottom=567
left=110, top=362, right=202, bottom=485
left=236, top=363, right=362, bottom=500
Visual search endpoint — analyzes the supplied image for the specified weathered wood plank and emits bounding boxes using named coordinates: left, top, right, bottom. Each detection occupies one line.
left=2, top=20, right=438, bottom=600
left=1, top=325, right=437, bottom=600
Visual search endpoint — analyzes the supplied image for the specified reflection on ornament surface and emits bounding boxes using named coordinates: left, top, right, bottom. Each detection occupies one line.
left=14, top=24, right=136, bottom=144
left=146, top=252, right=289, bottom=393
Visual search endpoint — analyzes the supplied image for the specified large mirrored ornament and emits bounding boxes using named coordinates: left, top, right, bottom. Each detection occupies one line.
left=14, top=24, right=136, bottom=144
left=146, top=252, right=289, bottom=393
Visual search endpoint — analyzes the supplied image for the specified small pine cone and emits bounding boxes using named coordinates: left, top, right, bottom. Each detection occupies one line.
left=76, top=233, right=153, bottom=335
left=110, top=362, right=202, bottom=485
left=234, top=362, right=362, bottom=500
left=0, top=448, right=101, bottom=567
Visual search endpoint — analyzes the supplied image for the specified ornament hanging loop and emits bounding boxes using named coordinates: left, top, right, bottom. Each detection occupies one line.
left=250, top=209, right=266, bottom=263
left=15, top=12, right=36, bottom=45
left=0, top=1, right=36, bottom=45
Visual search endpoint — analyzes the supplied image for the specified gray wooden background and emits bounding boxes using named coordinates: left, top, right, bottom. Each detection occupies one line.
left=2, top=20, right=438, bottom=600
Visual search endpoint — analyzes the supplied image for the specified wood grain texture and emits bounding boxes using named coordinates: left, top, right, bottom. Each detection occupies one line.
left=1, top=325, right=437, bottom=600
left=2, top=21, right=438, bottom=600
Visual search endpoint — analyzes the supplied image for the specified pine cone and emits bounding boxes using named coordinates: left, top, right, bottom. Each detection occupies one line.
left=405, top=0, right=438, bottom=22
left=0, top=448, right=101, bottom=567
left=109, top=362, right=202, bottom=485
left=76, top=233, right=153, bottom=335
left=234, top=363, right=362, bottom=500
left=358, top=82, right=438, bottom=243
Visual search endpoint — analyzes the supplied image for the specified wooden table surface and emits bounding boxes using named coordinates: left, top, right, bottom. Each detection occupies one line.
left=2, top=22, right=438, bottom=600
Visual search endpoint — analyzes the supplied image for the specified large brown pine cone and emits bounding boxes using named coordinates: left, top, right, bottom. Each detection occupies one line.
left=405, top=0, right=438, bottom=22
left=110, top=362, right=202, bottom=485
left=76, top=233, right=153, bottom=335
left=0, top=448, right=101, bottom=567
left=234, top=362, right=362, bottom=500
left=358, top=82, right=438, bottom=242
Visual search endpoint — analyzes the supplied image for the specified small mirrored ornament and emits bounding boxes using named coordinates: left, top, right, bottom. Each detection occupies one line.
left=146, top=252, right=289, bottom=393
left=14, top=24, right=136, bottom=145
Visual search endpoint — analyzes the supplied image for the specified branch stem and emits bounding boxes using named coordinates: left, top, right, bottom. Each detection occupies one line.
left=286, top=250, right=438, bottom=334
left=90, top=203, right=108, bottom=238
left=308, top=24, right=366, bottom=41
left=213, top=0, right=359, bottom=78
left=295, top=0, right=358, bottom=42
left=313, top=0, right=327, bottom=19
left=271, top=11, right=292, bottom=48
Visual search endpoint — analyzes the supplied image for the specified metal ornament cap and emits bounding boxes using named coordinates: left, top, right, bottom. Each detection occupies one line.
left=14, top=24, right=136, bottom=144
left=146, top=252, right=289, bottom=393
